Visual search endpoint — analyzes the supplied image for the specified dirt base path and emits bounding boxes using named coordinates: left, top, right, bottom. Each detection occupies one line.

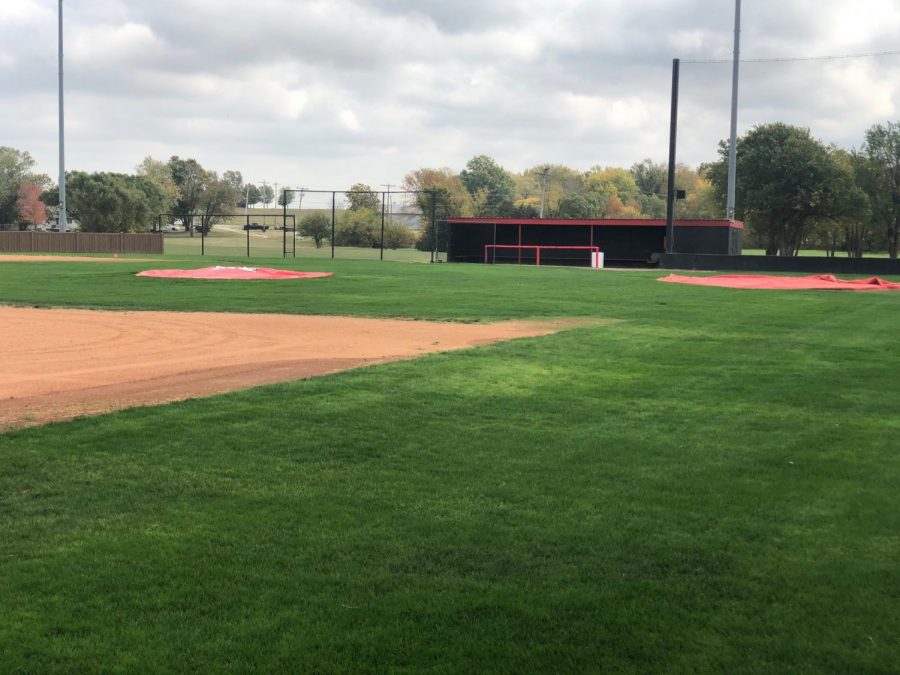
left=0, top=307, right=586, bottom=430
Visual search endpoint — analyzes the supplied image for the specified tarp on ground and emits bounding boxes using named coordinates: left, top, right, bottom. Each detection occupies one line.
left=137, top=266, right=333, bottom=280
left=658, top=273, right=900, bottom=291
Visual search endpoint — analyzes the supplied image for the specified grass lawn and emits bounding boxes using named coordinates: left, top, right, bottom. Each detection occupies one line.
left=1, top=257, right=899, bottom=671
left=743, top=248, right=892, bottom=258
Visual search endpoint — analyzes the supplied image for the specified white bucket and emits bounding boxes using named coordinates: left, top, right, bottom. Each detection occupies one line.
left=591, top=251, right=604, bottom=269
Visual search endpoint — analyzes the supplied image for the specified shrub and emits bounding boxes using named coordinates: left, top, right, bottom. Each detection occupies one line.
left=383, top=221, right=416, bottom=249
left=335, top=208, right=379, bottom=247
left=300, top=212, right=331, bottom=248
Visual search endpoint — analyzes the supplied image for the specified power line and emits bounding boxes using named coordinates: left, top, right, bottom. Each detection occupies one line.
left=684, top=49, right=900, bottom=65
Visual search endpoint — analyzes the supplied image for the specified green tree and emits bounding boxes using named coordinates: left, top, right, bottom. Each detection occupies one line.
left=404, top=167, right=472, bottom=252
left=335, top=208, right=379, bottom=247
left=704, top=123, right=866, bottom=256
left=223, top=170, right=244, bottom=199
left=824, top=149, right=872, bottom=258
left=167, top=156, right=207, bottom=236
left=673, top=165, right=721, bottom=220
left=857, top=121, right=900, bottom=258
left=518, top=164, right=585, bottom=216
left=259, top=184, right=275, bottom=207
left=630, top=159, right=667, bottom=197
left=300, top=212, right=331, bottom=248
left=459, top=155, right=516, bottom=216
left=135, top=156, right=178, bottom=220
left=243, top=184, right=262, bottom=209
left=383, top=221, right=416, bottom=249
left=278, top=189, right=294, bottom=207
left=0, top=147, right=47, bottom=228
left=557, top=193, right=605, bottom=219
left=585, top=167, right=642, bottom=216
left=345, top=183, right=380, bottom=211
left=52, top=172, right=165, bottom=232
left=196, top=174, right=237, bottom=234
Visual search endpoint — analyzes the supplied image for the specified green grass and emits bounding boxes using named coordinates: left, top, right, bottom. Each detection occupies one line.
left=1, top=257, right=899, bottom=672
left=743, top=248, right=892, bottom=258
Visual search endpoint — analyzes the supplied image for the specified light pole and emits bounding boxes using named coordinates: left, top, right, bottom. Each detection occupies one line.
left=58, top=0, right=67, bottom=231
left=726, top=0, right=741, bottom=221
left=538, top=166, right=550, bottom=218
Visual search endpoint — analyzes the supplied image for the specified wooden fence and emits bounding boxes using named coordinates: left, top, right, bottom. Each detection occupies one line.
left=0, top=231, right=164, bottom=255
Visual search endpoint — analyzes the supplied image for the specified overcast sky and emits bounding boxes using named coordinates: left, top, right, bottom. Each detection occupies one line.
left=1, top=0, right=898, bottom=194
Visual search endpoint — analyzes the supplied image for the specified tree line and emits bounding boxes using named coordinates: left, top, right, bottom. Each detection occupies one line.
left=2, top=118, right=897, bottom=257
left=402, top=120, right=899, bottom=258
left=702, top=122, right=900, bottom=257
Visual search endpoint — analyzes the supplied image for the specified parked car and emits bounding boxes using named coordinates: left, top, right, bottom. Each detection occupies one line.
left=243, top=223, right=269, bottom=231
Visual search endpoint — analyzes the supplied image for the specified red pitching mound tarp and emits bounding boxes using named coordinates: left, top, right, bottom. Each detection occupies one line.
left=137, top=266, right=333, bottom=280
left=659, top=273, right=900, bottom=291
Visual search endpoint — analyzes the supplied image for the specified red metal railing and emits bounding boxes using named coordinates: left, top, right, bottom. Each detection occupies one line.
left=484, top=244, right=600, bottom=266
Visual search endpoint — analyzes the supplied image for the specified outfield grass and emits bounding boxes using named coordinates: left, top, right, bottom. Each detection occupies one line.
left=1, top=258, right=899, bottom=671
left=743, top=248, right=892, bottom=258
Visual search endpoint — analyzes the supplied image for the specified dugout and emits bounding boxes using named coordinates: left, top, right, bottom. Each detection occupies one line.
left=446, top=218, right=743, bottom=267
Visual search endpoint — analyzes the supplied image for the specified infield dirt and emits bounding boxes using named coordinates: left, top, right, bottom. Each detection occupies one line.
left=1, top=307, right=592, bottom=430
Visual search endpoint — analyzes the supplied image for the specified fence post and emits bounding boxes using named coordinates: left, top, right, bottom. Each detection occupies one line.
left=380, top=192, right=386, bottom=261
left=430, top=190, right=437, bottom=263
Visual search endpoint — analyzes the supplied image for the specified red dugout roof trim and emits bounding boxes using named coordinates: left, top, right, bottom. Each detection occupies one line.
left=446, top=217, right=744, bottom=229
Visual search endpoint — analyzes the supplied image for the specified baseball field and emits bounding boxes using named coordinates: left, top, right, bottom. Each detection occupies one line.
left=1, top=253, right=898, bottom=672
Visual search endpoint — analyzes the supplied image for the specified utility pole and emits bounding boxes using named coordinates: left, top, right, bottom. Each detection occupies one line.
left=58, top=0, right=67, bottom=231
left=538, top=166, right=550, bottom=218
left=381, top=184, right=392, bottom=219
left=726, top=0, right=742, bottom=221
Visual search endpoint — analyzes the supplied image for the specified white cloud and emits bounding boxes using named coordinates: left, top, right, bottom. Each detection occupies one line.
left=338, top=109, right=361, bottom=132
left=0, top=0, right=898, bottom=188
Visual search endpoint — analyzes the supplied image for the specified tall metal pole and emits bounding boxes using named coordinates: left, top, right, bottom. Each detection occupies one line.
left=58, top=0, right=67, bottom=232
left=379, top=192, right=386, bottom=261
left=726, top=0, right=742, bottom=221
left=539, top=167, right=550, bottom=218
left=665, top=58, right=680, bottom=254
left=331, top=192, right=336, bottom=259
left=245, top=184, right=251, bottom=257
left=430, top=191, right=438, bottom=263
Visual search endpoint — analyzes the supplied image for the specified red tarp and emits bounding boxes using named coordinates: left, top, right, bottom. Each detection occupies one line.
left=137, top=266, right=333, bottom=280
left=658, top=273, right=900, bottom=291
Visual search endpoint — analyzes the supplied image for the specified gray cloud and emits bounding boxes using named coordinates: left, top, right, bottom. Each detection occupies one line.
left=0, top=0, right=898, bottom=190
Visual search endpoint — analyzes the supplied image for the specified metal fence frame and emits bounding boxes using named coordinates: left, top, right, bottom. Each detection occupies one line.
left=155, top=213, right=296, bottom=257
left=282, top=188, right=440, bottom=262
